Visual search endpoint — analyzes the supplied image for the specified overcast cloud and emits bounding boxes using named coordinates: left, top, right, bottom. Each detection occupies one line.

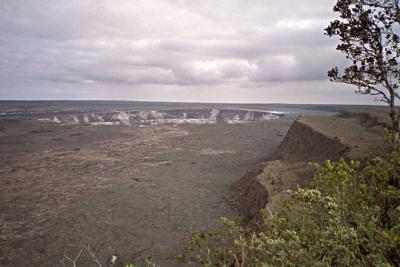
left=0, top=0, right=378, bottom=103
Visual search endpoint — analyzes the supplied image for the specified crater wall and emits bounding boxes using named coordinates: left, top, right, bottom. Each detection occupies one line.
left=233, top=113, right=384, bottom=222
left=37, top=108, right=283, bottom=126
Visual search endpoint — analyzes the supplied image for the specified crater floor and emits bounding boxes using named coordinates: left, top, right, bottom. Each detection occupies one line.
left=0, top=117, right=293, bottom=266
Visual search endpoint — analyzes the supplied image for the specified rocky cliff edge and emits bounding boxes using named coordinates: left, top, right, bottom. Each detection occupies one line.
left=233, top=111, right=387, bottom=222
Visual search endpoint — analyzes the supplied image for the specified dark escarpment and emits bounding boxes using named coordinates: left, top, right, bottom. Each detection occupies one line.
left=275, top=119, right=348, bottom=163
left=234, top=112, right=385, bottom=221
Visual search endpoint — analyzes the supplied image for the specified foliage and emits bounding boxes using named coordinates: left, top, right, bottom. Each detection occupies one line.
left=325, top=0, right=400, bottom=138
left=60, top=246, right=159, bottom=267
left=180, top=151, right=400, bottom=266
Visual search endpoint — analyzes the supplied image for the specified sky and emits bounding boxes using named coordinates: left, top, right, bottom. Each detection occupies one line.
left=0, top=0, right=379, bottom=104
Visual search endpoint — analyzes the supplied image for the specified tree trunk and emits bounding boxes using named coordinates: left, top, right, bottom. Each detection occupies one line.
left=389, top=107, right=400, bottom=143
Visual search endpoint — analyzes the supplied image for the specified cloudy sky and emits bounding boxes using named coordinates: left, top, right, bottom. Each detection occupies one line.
left=0, top=0, right=377, bottom=104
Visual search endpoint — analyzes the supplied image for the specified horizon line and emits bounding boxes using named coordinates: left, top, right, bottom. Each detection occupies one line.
left=0, top=99, right=385, bottom=106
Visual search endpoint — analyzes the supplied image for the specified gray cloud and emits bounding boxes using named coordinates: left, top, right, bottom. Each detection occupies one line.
left=0, top=0, right=377, bottom=103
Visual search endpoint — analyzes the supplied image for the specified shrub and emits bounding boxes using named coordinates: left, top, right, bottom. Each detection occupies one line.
left=180, top=151, right=400, bottom=266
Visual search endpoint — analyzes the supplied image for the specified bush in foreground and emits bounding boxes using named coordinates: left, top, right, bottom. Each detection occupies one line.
left=179, top=150, right=400, bottom=266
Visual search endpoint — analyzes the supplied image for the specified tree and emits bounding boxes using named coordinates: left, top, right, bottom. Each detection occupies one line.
left=325, top=0, right=400, bottom=140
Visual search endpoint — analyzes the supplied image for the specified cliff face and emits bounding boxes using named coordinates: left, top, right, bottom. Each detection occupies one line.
left=35, top=108, right=282, bottom=126
left=275, top=119, right=348, bottom=163
left=233, top=113, right=385, bottom=221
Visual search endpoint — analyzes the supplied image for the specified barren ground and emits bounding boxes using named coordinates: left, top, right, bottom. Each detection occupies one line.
left=0, top=117, right=293, bottom=266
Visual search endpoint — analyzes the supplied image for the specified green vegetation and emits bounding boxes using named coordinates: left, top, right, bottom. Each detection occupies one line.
left=179, top=147, right=400, bottom=266
left=325, top=0, right=400, bottom=140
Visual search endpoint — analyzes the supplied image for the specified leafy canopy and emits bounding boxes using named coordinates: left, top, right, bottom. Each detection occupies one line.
left=325, top=0, right=400, bottom=136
